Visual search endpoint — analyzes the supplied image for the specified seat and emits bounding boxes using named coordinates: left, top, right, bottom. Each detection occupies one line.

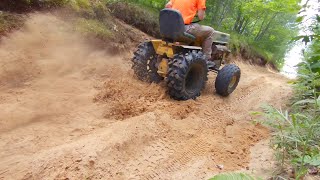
left=159, top=9, right=196, bottom=44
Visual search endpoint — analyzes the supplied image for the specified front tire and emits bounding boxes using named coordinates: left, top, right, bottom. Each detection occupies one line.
left=167, top=51, right=208, bottom=100
left=215, top=64, right=241, bottom=96
left=132, top=42, right=163, bottom=83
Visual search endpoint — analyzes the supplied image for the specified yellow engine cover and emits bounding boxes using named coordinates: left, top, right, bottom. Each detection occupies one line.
left=151, top=40, right=174, bottom=58
left=157, top=58, right=168, bottom=77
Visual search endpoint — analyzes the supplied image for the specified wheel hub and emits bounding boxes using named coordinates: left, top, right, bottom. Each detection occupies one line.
left=228, top=75, right=237, bottom=91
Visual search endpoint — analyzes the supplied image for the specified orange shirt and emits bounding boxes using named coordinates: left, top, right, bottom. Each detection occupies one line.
left=169, top=0, right=206, bottom=25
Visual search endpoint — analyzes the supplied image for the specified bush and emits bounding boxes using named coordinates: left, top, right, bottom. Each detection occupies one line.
left=106, top=1, right=160, bottom=38
left=256, top=31, right=320, bottom=179
left=256, top=100, right=320, bottom=178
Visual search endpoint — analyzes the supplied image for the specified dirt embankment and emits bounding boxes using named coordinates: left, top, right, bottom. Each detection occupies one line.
left=0, top=13, right=291, bottom=179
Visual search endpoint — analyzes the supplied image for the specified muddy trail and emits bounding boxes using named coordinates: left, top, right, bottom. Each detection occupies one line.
left=0, top=13, right=291, bottom=179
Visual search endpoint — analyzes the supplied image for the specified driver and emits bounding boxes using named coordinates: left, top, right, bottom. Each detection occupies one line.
left=165, top=0, right=214, bottom=61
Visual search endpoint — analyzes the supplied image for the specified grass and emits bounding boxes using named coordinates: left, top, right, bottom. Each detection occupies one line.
left=68, top=0, right=91, bottom=12
left=106, top=1, right=160, bottom=38
left=255, top=61, right=320, bottom=178
left=75, top=18, right=112, bottom=41
left=0, top=11, right=25, bottom=36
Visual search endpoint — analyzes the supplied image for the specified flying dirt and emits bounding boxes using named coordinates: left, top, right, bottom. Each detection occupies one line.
left=0, top=13, right=292, bottom=179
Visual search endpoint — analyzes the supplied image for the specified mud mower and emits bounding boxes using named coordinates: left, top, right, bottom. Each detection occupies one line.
left=132, top=9, right=241, bottom=100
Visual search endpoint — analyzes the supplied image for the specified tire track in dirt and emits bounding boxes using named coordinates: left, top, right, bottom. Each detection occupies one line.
left=141, top=138, right=210, bottom=179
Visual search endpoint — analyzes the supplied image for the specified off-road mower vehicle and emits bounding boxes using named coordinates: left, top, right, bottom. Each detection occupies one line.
left=132, top=9, right=241, bottom=100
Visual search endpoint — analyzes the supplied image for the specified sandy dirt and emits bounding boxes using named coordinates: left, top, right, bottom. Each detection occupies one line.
left=0, top=13, right=292, bottom=180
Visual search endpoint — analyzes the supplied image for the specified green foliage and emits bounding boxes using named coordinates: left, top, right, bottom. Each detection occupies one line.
left=293, top=15, right=320, bottom=105
left=256, top=102, right=319, bottom=178
left=292, top=62, right=320, bottom=104
left=106, top=1, right=160, bottom=38
left=209, top=173, right=260, bottom=180
left=123, top=0, right=166, bottom=11
left=122, top=0, right=300, bottom=68
left=68, top=0, right=91, bottom=11
left=206, top=0, right=299, bottom=67
left=257, top=59, right=319, bottom=178
left=256, top=4, right=320, bottom=178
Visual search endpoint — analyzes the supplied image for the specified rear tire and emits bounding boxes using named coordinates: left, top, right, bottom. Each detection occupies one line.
left=167, top=51, right=208, bottom=100
left=215, top=64, right=241, bottom=96
left=132, top=42, right=163, bottom=83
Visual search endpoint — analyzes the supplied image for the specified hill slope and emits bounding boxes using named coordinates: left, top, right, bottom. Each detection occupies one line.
left=0, top=13, right=291, bottom=179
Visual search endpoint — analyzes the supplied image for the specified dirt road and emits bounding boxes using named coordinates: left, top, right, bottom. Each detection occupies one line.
left=0, top=13, right=291, bottom=179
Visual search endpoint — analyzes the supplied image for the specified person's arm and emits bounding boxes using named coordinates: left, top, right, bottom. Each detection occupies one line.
left=165, top=1, right=173, bottom=8
left=198, top=9, right=206, bottom=20
left=197, top=0, right=206, bottom=20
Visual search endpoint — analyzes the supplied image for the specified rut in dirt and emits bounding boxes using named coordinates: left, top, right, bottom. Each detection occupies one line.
left=0, top=13, right=292, bottom=179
